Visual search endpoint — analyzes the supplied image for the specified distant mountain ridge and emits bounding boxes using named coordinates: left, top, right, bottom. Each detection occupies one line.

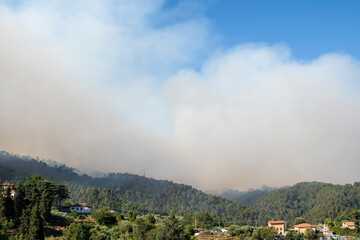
left=207, top=185, right=280, bottom=205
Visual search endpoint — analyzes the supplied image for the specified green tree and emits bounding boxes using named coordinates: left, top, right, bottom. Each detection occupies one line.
left=14, top=183, right=26, bottom=226
left=62, top=222, right=92, bottom=240
left=145, top=214, right=156, bottom=225
left=184, top=224, right=195, bottom=236
left=157, top=214, right=190, bottom=240
left=0, top=187, right=14, bottom=223
left=285, top=230, right=300, bottom=240
left=127, top=210, right=136, bottom=222
left=92, top=208, right=117, bottom=226
left=89, top=225, right=119, bottom=240
left=260, top=227, right=276, bottom=240
left=18, top=208, right=31, bottom=239
left=305, top=228, right=317, bottom=240
left=28, top=204, right=44, bottom=240
left=294, top=217, right=306, bottom=225
left=119, top=221, right=133, bottom=238
left=69, top=209, right=78, bottom=218
left=2, top=219, right=14, bottom=237
left=134, top=218, right=148, bottom=240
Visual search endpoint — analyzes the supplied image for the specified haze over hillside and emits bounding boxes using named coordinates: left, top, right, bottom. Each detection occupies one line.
left=207, top=185, right=280, bottom=205
left=1, top=1, right=360, bottom=190
left=2, top=150, right=360, bottom=228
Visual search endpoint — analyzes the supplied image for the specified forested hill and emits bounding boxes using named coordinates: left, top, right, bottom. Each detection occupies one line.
left=253, top=181, right=360, bottom=226
left=3, top=151, right=360, bottom=226
left=0, top=151, right=256, bottom=225
left=207, top=185, right=279, bottom=205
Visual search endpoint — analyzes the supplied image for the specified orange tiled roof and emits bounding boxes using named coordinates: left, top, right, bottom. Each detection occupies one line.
left=343, top=222, right=355, bottom=226
left=71, top=203, right=90, bottom=207
left=268, top=221, right=285, bottom=224
left=294, top=223, right=316, bottom=228
left=2, top=182, right=14, bottom=186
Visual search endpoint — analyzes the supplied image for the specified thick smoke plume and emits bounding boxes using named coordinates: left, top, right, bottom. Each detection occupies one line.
left=1, top=1, right=360, bottom=190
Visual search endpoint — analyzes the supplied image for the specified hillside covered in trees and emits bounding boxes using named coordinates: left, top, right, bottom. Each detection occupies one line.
left=252, top=182, right=360, bottom=226
left=2, top=151, right=360, bottom=227
left=0, top=151, right=256, bottom=225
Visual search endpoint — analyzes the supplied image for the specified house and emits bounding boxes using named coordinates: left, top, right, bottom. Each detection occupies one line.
left=321, top=231, right=334, bottom=240
left=268, top=221, right=285, bottom=235
left=342, top=221, right=355, bottom=230
left=1, top=182, right=16, bottom=197
left=221, top=229, right=228, bottom=233
left=323, top=224, right=329, bottom=231
left=293, top=223, right=316, bottom=234
left=69, top=203, right=93, bottom=214
left=322, top=230, right=334, bottom=237
left=2, top=182, right=14, bottom=188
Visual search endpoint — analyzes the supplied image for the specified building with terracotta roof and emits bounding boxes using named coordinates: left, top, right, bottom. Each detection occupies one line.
left=342, top=221, right=355, bottom=230
left=293, top=223, right=316, bottom=234
left=268, top=220, right=285, bottom=235
left=1, top=182, right=16, bottom=197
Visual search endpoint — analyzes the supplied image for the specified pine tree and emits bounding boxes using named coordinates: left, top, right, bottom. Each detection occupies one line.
left=0, top=185, right=5, bottom=225
left=18, top=207, right=31, bottom=239
left=14, top=183, right=26, bottom=227
left=28, top=204, right=44, bottom=240
left=3, top=187, right=14, bottom=221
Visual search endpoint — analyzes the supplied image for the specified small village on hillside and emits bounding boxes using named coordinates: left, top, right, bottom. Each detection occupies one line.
left=2, top=181, right=360, bottom=240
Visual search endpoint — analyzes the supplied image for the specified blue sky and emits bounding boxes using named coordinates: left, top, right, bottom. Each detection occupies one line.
left=165, top=0, right=360, bottom=61
left=1, top=0, right=360, bottom=189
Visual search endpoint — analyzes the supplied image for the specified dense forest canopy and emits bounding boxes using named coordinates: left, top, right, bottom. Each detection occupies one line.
left=0, top=151, right=256, bottom=225
left=2, top=151, right=360, bottom=228
left=252, top=181, right=360, bottom=226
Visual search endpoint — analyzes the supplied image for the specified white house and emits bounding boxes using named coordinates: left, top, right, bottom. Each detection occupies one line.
left=69, top=203, right=93, bottom=214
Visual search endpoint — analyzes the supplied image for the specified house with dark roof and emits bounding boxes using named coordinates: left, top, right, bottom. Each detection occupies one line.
left=69, top=203, right=94, bottom=214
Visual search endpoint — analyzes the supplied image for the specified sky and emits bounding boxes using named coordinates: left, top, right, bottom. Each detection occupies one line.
left=1, top=0, right=360, bottom=190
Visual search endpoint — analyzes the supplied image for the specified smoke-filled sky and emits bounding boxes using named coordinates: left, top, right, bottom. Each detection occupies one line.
left=1, top=0, right=360, bottom=190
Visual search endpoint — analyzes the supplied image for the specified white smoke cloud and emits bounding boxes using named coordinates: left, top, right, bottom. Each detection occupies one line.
left=1, top=1, right=360, bottom=190
left=166, top=44, right=360, bottom=189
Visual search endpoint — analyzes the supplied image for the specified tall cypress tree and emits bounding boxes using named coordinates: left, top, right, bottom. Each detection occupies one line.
left=18, top=207, right=31, bottom=239
left=3, top=187, right=14, bottom=221
left=28, top=204, right=44, bottom=240
left=14, top=183, right=26, bottom=227
left=0, top=184, right=5, bottom=225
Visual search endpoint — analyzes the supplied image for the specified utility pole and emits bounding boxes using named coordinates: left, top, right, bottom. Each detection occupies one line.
left=195, top=217, right=197, bottom=229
